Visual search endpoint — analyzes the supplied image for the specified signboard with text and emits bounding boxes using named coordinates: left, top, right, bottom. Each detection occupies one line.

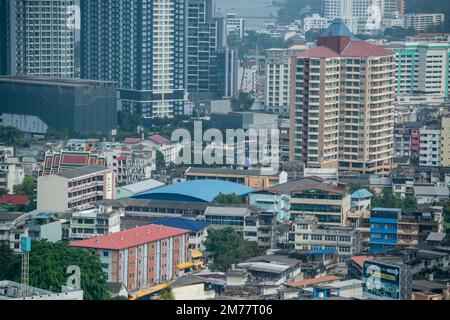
left=363, top=260, right=403, bottom=300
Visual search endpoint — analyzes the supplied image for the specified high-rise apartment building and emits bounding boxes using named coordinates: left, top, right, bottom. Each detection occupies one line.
left=0, top=0, right=75, bottom=77
left=289, top=20, right=396, bottom=175
left=390, top=42, right=450, bottom=99
left=226, top=13, right=245, bottom=39
left=80, top=0, right=187, bottom=118
left=186, top=0, right=226, bottom=101
left=419, top=126, right=441, bottom=167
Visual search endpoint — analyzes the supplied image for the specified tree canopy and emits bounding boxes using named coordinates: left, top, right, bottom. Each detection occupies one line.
left=213, top=193, right=245, bottom=205
left=0, top=241, right=110, bottom=300
left=205, top=227, right=260, bottom=272
left=0, top=126, right=24, bottom=145
left=371, top=189, right=418, bottom=211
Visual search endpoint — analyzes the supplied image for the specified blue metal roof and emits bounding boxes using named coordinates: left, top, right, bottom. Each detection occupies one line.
left=320, top=19, right=359, bottom=40
left=351, top=189, right=373, bottom=199
left=132, top=179, right=254, bottom=203
left=306, top=249, right=336, bottom=254
left=152, top=218, right=209, bottom=233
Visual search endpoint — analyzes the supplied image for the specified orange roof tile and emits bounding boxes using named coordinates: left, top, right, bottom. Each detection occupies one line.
left=287, top=275, right=341, bottom=288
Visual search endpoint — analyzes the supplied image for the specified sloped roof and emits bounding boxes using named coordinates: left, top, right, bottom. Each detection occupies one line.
left=298, top=46, right=339, bottom=58
left=57, top=165, right=109, bottom=179
left=351, top=189, right=373, bottom=199
left=132, top=180, right=253, bottom=203
left=70, top=224, right=189, bottom=250
left=148, top=134, right=169, bottom=145
left=0, top=195, right=30, bottom=206
left=152, top=217, right=209, bottom=233
left=320, top=19, right=356, bottom=39
left=341, top=41, right=393, bottom=57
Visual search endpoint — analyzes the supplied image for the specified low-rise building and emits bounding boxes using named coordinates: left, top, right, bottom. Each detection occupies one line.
left=0, top=281, right=83, bottom=300
left=370, top=207, right=443, bottom=253
left=413, top=184, right=450, bottom=204
left=37, top=165, right=116, bottom=212
left=419, top=127, right=441, bottom=167
left=291, top=215, right=362, bottom=266
left=71, top=224, right=190, bottom=292
left=69, top=204, right=122, bottom=241
left=185, top=167, right=287, bottom=190
left=145, top=135, right=183, bottom=166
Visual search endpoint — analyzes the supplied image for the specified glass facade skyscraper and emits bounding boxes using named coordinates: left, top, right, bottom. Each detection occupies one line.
left=80, top=0, right=187, bottom=118
left=0, top=0, right=75, bottom=77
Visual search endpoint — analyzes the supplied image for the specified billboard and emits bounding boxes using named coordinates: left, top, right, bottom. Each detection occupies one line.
left=363, top=260, right=403, bottom=300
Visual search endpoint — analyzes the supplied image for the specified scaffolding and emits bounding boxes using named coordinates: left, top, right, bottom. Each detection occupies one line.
left=21, top=251, right=30, bottom=298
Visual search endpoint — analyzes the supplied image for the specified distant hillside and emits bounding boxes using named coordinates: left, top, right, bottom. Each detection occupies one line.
left=275, top=0, right=322, bottom=24
left=405, top=0, right=448, bottom=32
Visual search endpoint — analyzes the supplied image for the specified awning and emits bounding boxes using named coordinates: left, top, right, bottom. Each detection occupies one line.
left=177, top=262, right=194, bottom=270
left=191, top=249, right=203, bottom=259
left=193, top=261, right=204, bottom=267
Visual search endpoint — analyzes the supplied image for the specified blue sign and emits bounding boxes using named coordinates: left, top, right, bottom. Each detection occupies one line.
left=20, top=236, right=31, bottom=253
left=363, top=260, right=401, bottom=300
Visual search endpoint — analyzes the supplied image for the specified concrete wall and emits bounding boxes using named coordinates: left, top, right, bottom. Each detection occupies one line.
left=37, top=175, right=68, bottom=211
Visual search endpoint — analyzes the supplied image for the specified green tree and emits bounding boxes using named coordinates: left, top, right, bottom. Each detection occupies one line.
left=1, top=241, right=110, bottom=300
left=213, top=193, right=245, bottom=205
left=0, top=188, right=8, bottom=196
left=0, top=244, right=15, bottom=280
left=205, top=227, right=260, bottom=272
left=13, top=175, right=35, bottom=196
left=0, top=126, right=24, bottom=145
left=156, top=151, right=166, bottom=170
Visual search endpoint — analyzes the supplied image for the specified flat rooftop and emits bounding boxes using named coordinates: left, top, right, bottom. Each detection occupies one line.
left=0, top=76, right=117, bottom=88
left=57, top=165, right=110, bottom=179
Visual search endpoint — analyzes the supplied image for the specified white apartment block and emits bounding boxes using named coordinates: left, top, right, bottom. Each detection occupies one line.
left=419, top=127, right=441, bottom=167
left=226, top=13, right=245, bottom=39
left=391, top=42, right=450, bottom=99
left=303, top=14, right=330, bottom=32
left=37, top=165, right=116, bottom=212
left=265, top=48, right=292, bottom=117
left=404, top=13, right=445, bottom=32
left=103, top=146, right=156, bottom=185
left=69, top=204, right=122, bottom=241
left=238, top=65, right=258, bottom=93
left=5, top=0, right=75, bottom=77
left=0, top=147, right=25, bottom=193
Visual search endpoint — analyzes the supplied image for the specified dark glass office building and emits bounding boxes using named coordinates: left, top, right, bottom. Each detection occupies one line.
left=0, top=76, right=118, bottom=134
left=80, top=0, right=187, bottom=118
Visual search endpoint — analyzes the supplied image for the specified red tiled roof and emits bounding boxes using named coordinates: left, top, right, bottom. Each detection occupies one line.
left=70, top=224, right=189, bottom=250
left=341, top=41, right=393, bottom=57
left=350, top=255, right=375, bottom=268
left=287, top=275, right=341, bottom=288
left=297, top=46, right=339, bottom=58
left=124, top=138, right=142, bottom=144
left=297, top=41, right=392, bottom=59
left=148, top=134, right=169, bottom=145
left=0, top=195, right=30, bottom=206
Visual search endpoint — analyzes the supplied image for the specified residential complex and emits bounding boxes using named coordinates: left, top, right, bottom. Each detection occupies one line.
left=0, top=0, right=75, bottom=77
left=226, top=13, right=245, bottom=39
left=71, top=224, right=190, bottom=292
left=391, top=42, right=450, bottom=99
left=404, top=13, right=445, bottom=32
left=419, top=127, right=441, bottom=167
left=289, top=20, right=396, bottom=175
left=80, top=0, right=186, bottom=118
